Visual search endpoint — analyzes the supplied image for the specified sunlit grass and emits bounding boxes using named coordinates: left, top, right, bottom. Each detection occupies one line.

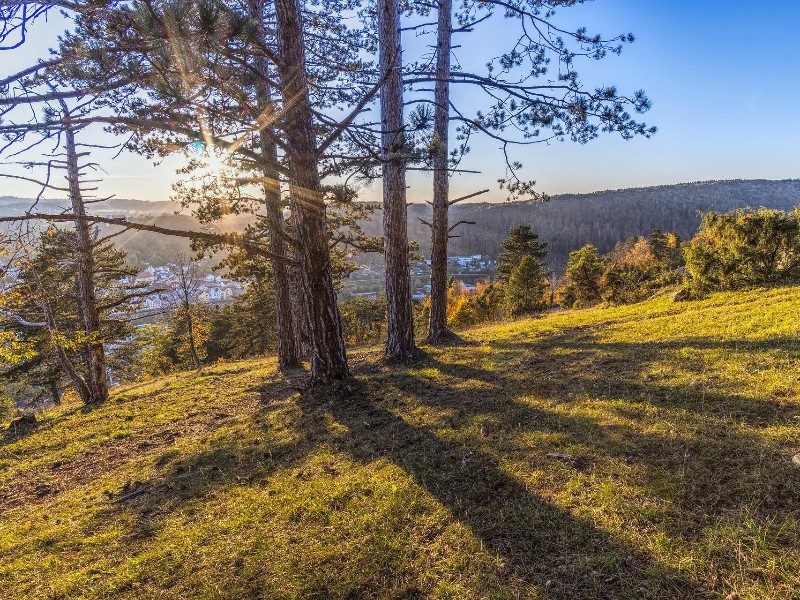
left=1, top=286, right=799, bottom=598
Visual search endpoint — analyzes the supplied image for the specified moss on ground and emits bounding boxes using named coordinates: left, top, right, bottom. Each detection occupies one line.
left=1, top=286, right=799, bottom=599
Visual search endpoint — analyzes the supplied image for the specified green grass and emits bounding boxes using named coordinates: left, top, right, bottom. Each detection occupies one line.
left=2, top=286, right=800, bottom=599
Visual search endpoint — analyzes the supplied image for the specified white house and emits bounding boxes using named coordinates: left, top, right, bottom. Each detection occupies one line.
left=135, top=270, right=155, bottom=285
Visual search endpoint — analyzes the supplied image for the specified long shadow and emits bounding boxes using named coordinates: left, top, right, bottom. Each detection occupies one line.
left=418, top=330, right=484, bottom=348
left=379, top=346, right=799, bottom=532
left=99, top=378, right=325, bottom=538
left=484, top=328, right=800, bottom=426
left=1, top=416, right=40, bottom=446
left=92, top=329, right=798, bottom=596
left=308, top=381, right=710, bottom=599
left=95, top=368, right=709, bottom=597
left=0, top=404, right=88, bottom=449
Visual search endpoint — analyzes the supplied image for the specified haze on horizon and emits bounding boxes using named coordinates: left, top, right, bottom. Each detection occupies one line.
left=2, top=0, right=799, bottom=204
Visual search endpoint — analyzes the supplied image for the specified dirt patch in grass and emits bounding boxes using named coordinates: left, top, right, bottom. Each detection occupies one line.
left=0, top=381, right=263, bottom=512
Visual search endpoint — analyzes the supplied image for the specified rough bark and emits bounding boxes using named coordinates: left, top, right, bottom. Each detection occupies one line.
left=289, top=260, right=312, bottom=359
left=249, top=0, right=299, bottom=369
left=274, top=0, right=349, bottom=383
left=426, top=0, right=453, bottom=343
left=65, top=125, right=108, bottom=404
left=379, top=0, right=415, bottom=359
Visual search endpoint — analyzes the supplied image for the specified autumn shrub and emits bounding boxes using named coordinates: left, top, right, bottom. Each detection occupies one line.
left=420, top=280, right=507, bottom=332
left=601, top=231, right=683, bottom=304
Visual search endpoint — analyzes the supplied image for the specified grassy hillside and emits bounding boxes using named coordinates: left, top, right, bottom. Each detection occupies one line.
left=2, top=287, right=800, bottom=599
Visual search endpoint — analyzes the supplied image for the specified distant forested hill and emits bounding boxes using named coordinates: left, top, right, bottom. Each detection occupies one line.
left=0, top=196, right=178, bottom=217
left=394, top=179, right=800, bottom=269
left=0, top=197, right=252, bottom=268
left=4, top=179, right=800, bottom=270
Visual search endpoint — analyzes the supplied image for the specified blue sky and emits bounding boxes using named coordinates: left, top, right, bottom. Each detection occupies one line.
left=2, top=0, right=800, bottom=203
left=427, top=0, right=800, bottom=202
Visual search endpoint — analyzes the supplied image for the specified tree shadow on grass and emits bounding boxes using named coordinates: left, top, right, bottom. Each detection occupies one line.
left=0, top=403, right=91, bottom=449
left=418, top=330, right=483, bottom=348
left=0, top=417, right=40, bottom=446
left=484, top=327, right=800, bottom=426
left=96, top=330, right=800, bottom=597
left=308, top=380, right=710, bottom=599
left=405, top=332, right=800, bottom=532
left=99, top=367, right=709, bottom=597
left=100, top=377, right=325, bottom=535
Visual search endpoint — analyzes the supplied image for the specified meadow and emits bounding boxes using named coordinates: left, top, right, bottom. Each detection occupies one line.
left=2, top=286, right=799, bottom=599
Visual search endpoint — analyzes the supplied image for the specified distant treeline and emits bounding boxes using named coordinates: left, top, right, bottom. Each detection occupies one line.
left=5, top=179, right=800, bottom=271
left=0, top=198, right=253, bottom=269
left=365, top=179, right=800, bottom=270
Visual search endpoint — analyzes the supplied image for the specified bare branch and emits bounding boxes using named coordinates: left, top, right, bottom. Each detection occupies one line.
left=449, top=188, right=489, bottom=206
left=448, top=220, right=476, bottom=233
left=0, top=308, right=47, bottom=328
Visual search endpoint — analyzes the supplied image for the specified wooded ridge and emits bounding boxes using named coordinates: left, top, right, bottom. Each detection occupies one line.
left=6, top=178, right=800, bottom=270
left=370, top=178, right=800, bottom=267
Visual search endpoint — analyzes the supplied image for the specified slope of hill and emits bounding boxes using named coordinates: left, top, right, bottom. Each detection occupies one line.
left=5, top=179, right=800, bottom=270
left=2, top=286, right=799, bottom=598
left=0, top=197, right=178, bottom=217
left=0, top=197, right=254, bottom=268
left=396, top=179, right=800, bottom=268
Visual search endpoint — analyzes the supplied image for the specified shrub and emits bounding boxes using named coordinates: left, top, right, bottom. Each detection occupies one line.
left=684, top=207, right=800, bottom=292
left=562, top=244, right=604, bottom=307
left=470, top=281, right=506, bottom=323
left=339, top=295, right=386, bottom=345
left=600, top=231, right=683, bottom=305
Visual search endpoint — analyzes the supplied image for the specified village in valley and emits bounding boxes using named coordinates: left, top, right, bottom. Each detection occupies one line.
left=131, top=264, right=245, bottom=319
left=342, top=254, right=496, bottom=299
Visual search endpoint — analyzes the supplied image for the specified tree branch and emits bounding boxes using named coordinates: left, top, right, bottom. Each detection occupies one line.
left=0, top=214, right=295, bottom=263
left=449, top=189, right=490, bottom=206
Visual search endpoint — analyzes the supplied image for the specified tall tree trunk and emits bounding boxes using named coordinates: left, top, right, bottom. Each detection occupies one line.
left=274, top=0, right=349, bottom=384
left=289, top=261, right=311, bottom=359
left=65, top=125, right=108, bottom=404
left=379, top=0, right=415, bottom=359
left=249, top=0, right=299, bottom=370
left=36, top=297, right=93, bottom=404
left=184, top=305, right=202, bottom=371
left=426, top=0, right=452, bottom=343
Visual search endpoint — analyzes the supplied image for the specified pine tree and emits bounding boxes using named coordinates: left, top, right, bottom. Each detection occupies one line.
left=564, top=244, right=604, bottom=307
left=0, top=229, right=141, bottom=404
left=497, top=225, right=549, bottom=283
left=505, top=256, right=547, bottom=315
left=379, top=0, right=415, bottom=360
left=426, top=0, right=454, bottom=343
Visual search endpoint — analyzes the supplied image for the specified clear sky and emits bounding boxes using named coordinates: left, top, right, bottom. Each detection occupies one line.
left=2, top=0, right=800, bottom=203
